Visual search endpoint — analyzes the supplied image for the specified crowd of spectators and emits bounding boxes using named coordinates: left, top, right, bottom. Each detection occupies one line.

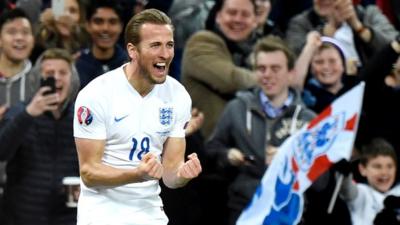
left=1, top=0, right=400, bottom=224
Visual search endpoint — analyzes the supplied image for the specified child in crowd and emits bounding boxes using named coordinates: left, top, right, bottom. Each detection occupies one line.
left=340, top=138, right=400, bottom=225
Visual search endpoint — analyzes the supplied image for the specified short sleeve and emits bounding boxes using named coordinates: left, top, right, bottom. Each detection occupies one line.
left=168, top=87, right=191, bottom=138
left=73, top=88, right=107, bottom=140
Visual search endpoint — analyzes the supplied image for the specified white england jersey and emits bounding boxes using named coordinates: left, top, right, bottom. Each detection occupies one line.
left=73, top=64, right=191, bottom=225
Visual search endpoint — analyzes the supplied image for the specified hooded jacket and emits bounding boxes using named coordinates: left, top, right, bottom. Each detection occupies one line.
left=0, top=60, right=35, bottom=107
left=0, top=52, right=80, bottom=225
left=206, top=87, right=315, bottom=212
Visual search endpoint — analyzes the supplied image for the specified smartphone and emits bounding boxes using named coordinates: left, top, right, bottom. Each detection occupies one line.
left=52, top=0, right=65, bottom=19
left=40, top=76, right=56, bottom=95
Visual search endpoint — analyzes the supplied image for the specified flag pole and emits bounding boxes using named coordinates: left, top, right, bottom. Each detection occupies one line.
left=327, top=173, right=343, bottom=214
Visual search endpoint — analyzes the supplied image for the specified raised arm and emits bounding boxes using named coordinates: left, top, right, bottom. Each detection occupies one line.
left=161, top=137, right=202, bottom=189
left=0, top=87, right=58, bottom=160
left=292, top=31, right=322, bottom=90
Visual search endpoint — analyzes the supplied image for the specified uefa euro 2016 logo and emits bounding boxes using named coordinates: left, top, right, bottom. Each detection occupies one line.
left=159, top=107, right=173, bottom=126
left=293, top=112, right=345, bottom=172
left=77, top=106, right=93, bottom=126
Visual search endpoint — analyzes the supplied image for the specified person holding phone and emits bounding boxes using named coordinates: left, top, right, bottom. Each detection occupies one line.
left=0, top=48, right=81, bottom=225
left=33, top=0, right=89, bottom=60
left=0, top=8, right=36, bottom=223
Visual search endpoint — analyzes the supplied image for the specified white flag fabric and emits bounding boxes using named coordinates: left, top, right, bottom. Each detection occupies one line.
left=236, top=82, right=365, bottom=225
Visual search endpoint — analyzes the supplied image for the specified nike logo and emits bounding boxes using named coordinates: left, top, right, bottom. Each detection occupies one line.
left=114, top=115, right=129, bottom=122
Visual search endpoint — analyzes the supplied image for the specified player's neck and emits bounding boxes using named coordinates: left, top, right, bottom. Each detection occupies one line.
left=124, top=63, right=154, bottom=97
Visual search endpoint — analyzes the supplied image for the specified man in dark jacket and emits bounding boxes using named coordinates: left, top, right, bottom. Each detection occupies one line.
left=206, top=36, right=316, bottom=225
left=0, top=48, right=80, bottom=225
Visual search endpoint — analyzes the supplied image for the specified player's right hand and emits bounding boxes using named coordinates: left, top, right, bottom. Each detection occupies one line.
left=138, top=153, right=163, bottom=181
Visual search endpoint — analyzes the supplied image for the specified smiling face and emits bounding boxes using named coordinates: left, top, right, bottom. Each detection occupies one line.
left=216, top=0, right=257, bottom=42
left=0, top=17, right=34, bottom=63
left=86, top=7, right=122, bottom=52
left=359, top=155, right=397, bottom=193
left=311, top=45, right=344, bottom=91
left=132, top=23, right=174, bottom=84
left=41, top=58, right=72, bottom=105
left=255, top=50, right=292, bottom=101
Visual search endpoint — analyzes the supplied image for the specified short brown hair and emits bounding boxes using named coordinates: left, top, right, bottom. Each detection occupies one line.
left=124, top=8, right=173, bottom=47
left=41, top=48, right=73, bottom=65
left=360, top=138, right=397, bottom=167
left=253, top=35, right=296, bottom=70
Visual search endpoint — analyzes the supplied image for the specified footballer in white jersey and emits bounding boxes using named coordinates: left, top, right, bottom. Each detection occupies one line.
left=73, top=65, right=192, bottom=224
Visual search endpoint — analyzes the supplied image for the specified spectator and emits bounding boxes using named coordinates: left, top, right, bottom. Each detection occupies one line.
left=286, top=0, right=398, bottom=70
left=0, top=8, right=36, bottom=116
left=296, top=35, right=400, bottom=225
left=0, top=9, right=36, bottom=222
left=167, top=0, right=214, bottom=80
left=284, top=32, right=357, bottom=225
left=75, top=0, right=127, bottom=89
left=34, top=0, right=89, bottom=60
left=0, top=48, right=80, bottom=225
left=340, top=138, right=400, bottom=225
left=358, top=36, right=400, bottom=164
left=181, top=0, right=259, bottom=140
left=206, top=36, right=315, bottom=225
left=295, top=31, right=400, bottom=157
left=294, top=32, right=359, bottom=113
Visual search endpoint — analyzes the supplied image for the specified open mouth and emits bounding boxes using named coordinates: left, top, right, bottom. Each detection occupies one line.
left=55, top=87, right=63, bottom=95
left=229, top=24, right=246, bottom=33
left=377, top=176, right=390, bottom=184
left=154, top=62, right=166, bottom=73
left=12, top=43, right=28, bottom=52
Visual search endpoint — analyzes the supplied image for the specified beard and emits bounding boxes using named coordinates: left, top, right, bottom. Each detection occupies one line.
left=137, top=58, right=168, bottom=85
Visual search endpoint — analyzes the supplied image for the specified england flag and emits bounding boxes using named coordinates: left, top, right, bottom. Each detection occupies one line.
left=236, top=82, right=365, bottom=225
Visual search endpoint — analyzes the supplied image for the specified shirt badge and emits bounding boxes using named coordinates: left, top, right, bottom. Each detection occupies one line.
left=77, top=106, right=93, bottom=126
left=159, top=107, right=173, bottom=126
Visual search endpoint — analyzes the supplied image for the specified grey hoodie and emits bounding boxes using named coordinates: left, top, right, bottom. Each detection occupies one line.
left=0, top=50, right=81, bottom=225
left=28, top=52, right=81, bottom=108
left=206, top=87, right=316, bottom=212
left=0, top=60, right=35, bottom=106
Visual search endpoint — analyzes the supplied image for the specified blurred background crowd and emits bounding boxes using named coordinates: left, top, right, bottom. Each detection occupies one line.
left=1, top=0, right=400, bottom=224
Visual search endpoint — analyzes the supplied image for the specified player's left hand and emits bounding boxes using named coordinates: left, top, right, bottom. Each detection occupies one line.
left=177, top=153, right=202, bottom=179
